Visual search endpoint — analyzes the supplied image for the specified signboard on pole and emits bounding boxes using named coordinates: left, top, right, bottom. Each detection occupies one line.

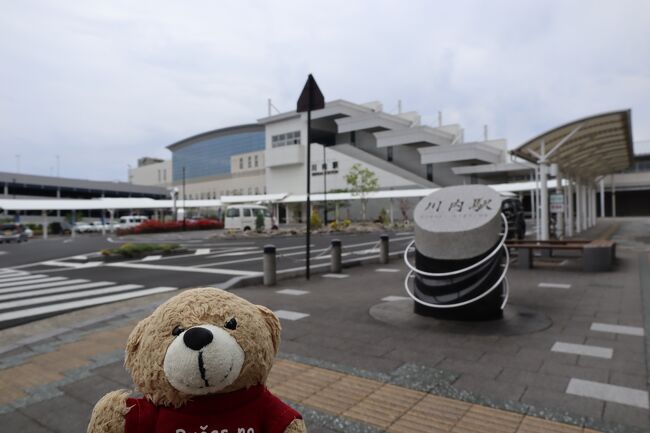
left=550, top=193, right=565, bottom=213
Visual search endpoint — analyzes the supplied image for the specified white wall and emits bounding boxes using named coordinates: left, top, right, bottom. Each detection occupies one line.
left=129, top=160, right=172, bottom=187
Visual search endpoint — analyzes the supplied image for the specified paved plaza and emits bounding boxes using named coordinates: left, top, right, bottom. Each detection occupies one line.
left=0, top=219, right=649, bottom=432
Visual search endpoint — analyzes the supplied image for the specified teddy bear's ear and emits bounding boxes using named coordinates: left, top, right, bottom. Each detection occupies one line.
left=124, top=316, right=150, bottom=368
left=256, top=305, right=281, bottom=355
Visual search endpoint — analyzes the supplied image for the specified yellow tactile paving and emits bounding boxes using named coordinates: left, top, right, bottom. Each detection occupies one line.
left=303, top=374, right=383, bottom=415
left=344, top=383, right=426, bottom=429
left=29, top=350, right=90, bottom=371
left=516, top=416, right=583, bottom=433
left=388, top=394, right=472, bottom=433
left=451, top=405, right=523, bottom=433
left=0, top=385, right=26, bottom=405
left=271, top=364, right=345, bottom=403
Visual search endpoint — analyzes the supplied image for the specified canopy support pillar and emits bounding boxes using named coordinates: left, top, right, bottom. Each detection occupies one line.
left=42, top=210, right=48, bottom=240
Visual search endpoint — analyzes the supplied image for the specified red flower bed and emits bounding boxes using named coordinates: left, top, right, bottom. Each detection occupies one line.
left=117, top=219, right=224, bottom=235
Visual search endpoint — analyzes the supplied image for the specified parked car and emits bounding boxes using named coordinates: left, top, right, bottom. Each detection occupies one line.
left=224, top=205, right=275, bottom=231
left=18, top=224, right=33, bottom=238
left=501, top=198, right=526, bottom=240
left=0, top=223, right=29, bottom=243
left=74, top=221, right=110, bottom=233
left=113, top=215, right=148, bottom=230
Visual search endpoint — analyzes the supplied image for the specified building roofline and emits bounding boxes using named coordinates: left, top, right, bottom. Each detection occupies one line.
left=166, top=123, right=263, bottom=151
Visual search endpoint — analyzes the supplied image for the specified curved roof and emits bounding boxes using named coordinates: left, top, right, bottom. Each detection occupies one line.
left=511, top=110, right=633, bottom=178
left=166, top=124, right=263, bottom=151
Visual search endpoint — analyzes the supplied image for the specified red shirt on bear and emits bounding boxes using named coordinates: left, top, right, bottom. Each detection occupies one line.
left=125, top=385, right=302, bottom=433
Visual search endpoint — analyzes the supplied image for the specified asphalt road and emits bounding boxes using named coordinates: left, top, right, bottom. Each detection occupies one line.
left=0, top=230, right=414, bottom=329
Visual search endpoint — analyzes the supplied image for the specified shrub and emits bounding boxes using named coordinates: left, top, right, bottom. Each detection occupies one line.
left=342, top=219, right=352, bottom=228
left=329, top=220, right=339, bottom=231
left=116, top=219, right=223, bottom=236
left=102, top=243, right=180, bottom=258
left=310, top=210, right=322, bottom=230
left=255, top=212, right=264, bottom=233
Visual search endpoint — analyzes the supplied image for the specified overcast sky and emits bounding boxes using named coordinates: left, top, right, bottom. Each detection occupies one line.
left=1, top=0, right=649, bottom=181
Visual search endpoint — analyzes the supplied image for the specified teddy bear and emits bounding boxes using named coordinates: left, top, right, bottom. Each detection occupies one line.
left=88, top=287, right=307, bottom=433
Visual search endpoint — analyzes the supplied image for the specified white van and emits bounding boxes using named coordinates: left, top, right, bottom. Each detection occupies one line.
left=224, top=205, right=274, bottom=231
left=114, top=215, right=149, bottom=230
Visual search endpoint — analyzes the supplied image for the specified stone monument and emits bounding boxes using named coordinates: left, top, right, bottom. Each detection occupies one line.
left=405, top=185, right=509, bottom=320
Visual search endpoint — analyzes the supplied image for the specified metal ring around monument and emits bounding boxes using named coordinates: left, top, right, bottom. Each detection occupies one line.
left=403, top=213, right=509, bottom=278
left=403, top=244, right=510, bottom=309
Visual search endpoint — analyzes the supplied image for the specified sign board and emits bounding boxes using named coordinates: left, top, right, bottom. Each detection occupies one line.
left=413, top=185, right=503, bottom=260
left=550, top=193, right=565, bottom=213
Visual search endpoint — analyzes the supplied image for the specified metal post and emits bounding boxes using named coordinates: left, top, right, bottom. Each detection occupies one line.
left=575, top=182, right=582, bottom=233
left=182, top=166, right=186, bottom=231
left=540, top=162, right=549, bottom=241
left=389, top=198, right=394, bottom=225
left=567, top=178, right=574, bottom=237
left=263, top=245, right=276, bottom=286
left=330, top=239, right=341, bottom=273
left=611, top=174, right=617, bottom=217
left=323, top=144, right=328, bottom=225
left=306, top=110, right=311, bottom=279
left=379, top=234, right=389, bottom=264
left=555, top=170, right=564, bottom=239
left=600, top=178, right=605, bottom=217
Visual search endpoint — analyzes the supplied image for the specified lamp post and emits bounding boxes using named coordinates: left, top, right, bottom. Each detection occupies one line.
left=296, top=74, right=325, bottom=280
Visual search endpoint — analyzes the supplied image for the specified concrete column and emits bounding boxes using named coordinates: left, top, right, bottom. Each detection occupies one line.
left=566, top=178, right=574, bottom=237
left=56, top=188, right=61, bottom=217
left=591, top=186, right=597, bottom=226
left=611, top=175, right=617, bottom=217
left=389, top=199, right=394, bottom=225
left=42, top=210, right=48, bottom=240
left=600, top=178, right=605, bottom=217
left=3, top=183, right=7, bottom=197
left=582, top=184, right=588, bottom=230
left=540, top=163, right=549, bottom=241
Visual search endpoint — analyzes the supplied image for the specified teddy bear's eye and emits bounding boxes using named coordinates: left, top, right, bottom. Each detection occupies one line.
left=171, top=325, right=185, bottom=336
left=224, top=318, right=237, bottom=330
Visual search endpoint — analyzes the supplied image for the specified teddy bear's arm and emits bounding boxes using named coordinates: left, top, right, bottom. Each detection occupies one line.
left=284, top=418, right=307, bottom=433
left=87, top=389, right=132, bottom=433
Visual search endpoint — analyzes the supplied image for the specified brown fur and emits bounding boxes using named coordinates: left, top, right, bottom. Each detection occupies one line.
left=88, top=288, right=306, bottom=433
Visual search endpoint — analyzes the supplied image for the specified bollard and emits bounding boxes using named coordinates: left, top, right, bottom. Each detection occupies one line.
left=379, top=234, right=389, bottom=264
left=330, top=239, right=342, bottom=273
left=263, top=245, right=276, bottom=286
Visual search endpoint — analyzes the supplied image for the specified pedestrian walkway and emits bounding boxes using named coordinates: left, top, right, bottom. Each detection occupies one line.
left=0, top=268, right=177, bottom=329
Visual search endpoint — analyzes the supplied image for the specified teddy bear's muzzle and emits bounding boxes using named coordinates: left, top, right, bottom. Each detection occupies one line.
left=163, top=324, right=245, bottom=395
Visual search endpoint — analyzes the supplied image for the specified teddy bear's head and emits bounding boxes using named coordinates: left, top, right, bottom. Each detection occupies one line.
left=124, top=288, right=280, bottom=407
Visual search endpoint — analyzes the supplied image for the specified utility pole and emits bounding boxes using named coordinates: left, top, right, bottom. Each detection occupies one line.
left=296, top=74, right=325, bottom=280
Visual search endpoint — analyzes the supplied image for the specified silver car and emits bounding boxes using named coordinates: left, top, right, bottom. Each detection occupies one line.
left=0, top=224, right=29, bottom=243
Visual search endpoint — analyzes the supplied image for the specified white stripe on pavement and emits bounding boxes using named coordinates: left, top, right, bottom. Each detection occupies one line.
left=274, top=310, right=310, bottom=321
left=551, top=342, right=613, bottom=359
left=590, top=322, right=645, bottom=336
left=538, top=282, right=572, bottom=289
left=0, top=277, right=68, bottom=288
left=0, top=274, right=49, bottom=283
left=276, top=289, right=309, bottom=296
left=566, top=378, right=649, bottom=409
left=105, top=262, right=262, bottom=276
left=0, top=284, right=144, bottom=310
left=40, top=261, right=103, bottom=269
left=0, top=281, right=115, bottom=302
left=0, top=287, right=178, bottom=323
left=0, top=279, right=89, bottom=294
left=322, top=273, right=349, bottom=279
left=141, top=255, right=162, bottom=262
left=0, top=271, right=27, bottom=278
left=375, top=268, right=400, bottom=273
left=195, top=249, right=210, bottom=255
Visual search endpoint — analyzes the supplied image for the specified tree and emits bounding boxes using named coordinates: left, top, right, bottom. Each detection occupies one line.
left=345, top=163, right=379, bottom=221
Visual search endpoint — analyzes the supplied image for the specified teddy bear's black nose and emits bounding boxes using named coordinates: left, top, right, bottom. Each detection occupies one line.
left=183, top=327, right=213, bottom=351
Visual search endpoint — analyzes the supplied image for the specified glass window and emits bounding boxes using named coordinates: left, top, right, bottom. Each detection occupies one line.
left=248, top=187, right=252, bottom=195
left=255, top=187, right=259, bottom=194
left=333, top=161, right=338, bottom=169
left=239, top=158, right=243, bottom=169
left=254, top=155, right=259, bottom=167
left=311, top=164, right=317, bottom=171
left=243, top=208, right=251, bottom=217
left=248, top=156, right=252, bottom=168
left=226, top=208, right=239, bottom=218
left=271, top=130, right=301, bottom=148
left=322, top=163, right=327, bottom=170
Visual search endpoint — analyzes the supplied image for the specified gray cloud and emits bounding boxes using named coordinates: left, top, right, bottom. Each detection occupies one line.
left=1, top=0, right=648, bottom=180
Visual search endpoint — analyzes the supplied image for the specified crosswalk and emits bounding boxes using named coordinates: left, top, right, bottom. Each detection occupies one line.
left=0, top=268, right=177, bottom=329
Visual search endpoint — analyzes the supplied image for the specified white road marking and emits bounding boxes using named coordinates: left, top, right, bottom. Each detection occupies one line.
left=276, top=289, right=309, bottom=296
left=41, top=260, right=103, bottom=269
left=0, top=279, right=89, bottom=294
left=195, top=249, right=210, bottom=255
left=538, top=282, right=572, bottom=289
left=0, top=270, right=27, bottom=278
left=0, top=274, right=49, bottom=283
left=551, top=342, right=613, bottom=359
left=0, top=284, right=144, bottom=309
left=566, top=378, right=649, bottom=409
left=141, top=255, right=162, bottom=262
left=274, top=310, right=310, bottom=321
left=590, top=323, right=645, bottom=336
left=382, top=296, right=410, bottom=302
left=322, top=273, right=349, bottom=279
left=0, top=277, right=68, bottom=289
left=375, top=268, right=400, bottom=273
left=105, top=262, right=262, bottom=276
left=0, top=281, right=115, bottom=301
left=0, top=287, right=177, bottom=323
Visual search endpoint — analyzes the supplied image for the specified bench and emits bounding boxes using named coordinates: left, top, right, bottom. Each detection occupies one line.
left=507, top=239, right=616, bottom=272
